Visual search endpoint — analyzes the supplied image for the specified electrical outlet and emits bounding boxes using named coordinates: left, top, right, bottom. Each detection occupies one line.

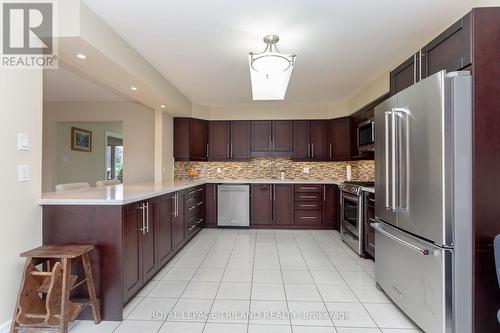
left=216, top=168, right=222, bottom=174
left=302, top=167, right=310, bottom=174
left=18, top=165, right=29, bottom=182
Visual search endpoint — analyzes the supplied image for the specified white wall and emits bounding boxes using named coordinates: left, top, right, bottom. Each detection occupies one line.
left=43, top=101, right=155, bottom=192
left=53, top=121, right=123, bottom=188
left=0, top=69, right=43, bottom=326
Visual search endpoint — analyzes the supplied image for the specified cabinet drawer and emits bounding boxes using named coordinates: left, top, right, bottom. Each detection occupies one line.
left=186, top=204, right=203, bottom=220
left=295, top=210, right=322, bottom=224
left=295, top=202, right=322, bottom=210
left=295, top=193, right=322, bottom=202
left=186, top=194, right=203, bottom=209
left=186, top=186, right=204, bottom=200
left=295, top=184, right=322, bottom=193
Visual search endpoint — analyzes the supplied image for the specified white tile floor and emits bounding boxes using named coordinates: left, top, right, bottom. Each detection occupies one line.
left=70, top=229, right=422, bottom=333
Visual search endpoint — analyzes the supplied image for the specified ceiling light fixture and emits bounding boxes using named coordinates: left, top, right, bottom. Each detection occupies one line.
left=160, top=105, right=166, bottom=108
left=75, top=53, right=87, bottom=59
left=130, top=86, right=138, bottom=91
left=248, top=35, right=296, bottom=101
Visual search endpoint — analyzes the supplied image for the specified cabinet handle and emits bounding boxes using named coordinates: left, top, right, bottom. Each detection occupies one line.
left=273, top=185, right=276, bottom=201
left=301, top=195, right=317, bottom=199
left=145, top=202, right=150, bottom=233
left=269, top=186, right=272, bottom=201
left=300, top=216, right=317, bottom=220
left=188, top=225, right=196, bottom=232
left=307, top=143, right=310, bottom=158
left=369, top=243, right=375, bottom=249
left=197, top=188, right=204, bottom=192
left=323, top=186, right=326, bottom=201
left=188, top=190, right=197, bottom=195
left=329, top=143, right=332, bottom=159
left=227, top=143, right=230, bottom=158
left=300, top=204, right=317, bottom=208
left=300, top=187, right=317, bottom=190
left=175, top=194, right=179, bottom=217
left=206, top=143, right=209, bottom=158
left=188, top=205, right=196, bottom=211
left=230, top=144, right=233, bottom=158
left=419, top=50, right=422, bottom=81
left=311, top=143, right=314, bottom=158
left=197, top=201, right=204, bottom=206
left=197, top=218, right=204, bottom=225
left=138, top=203, right=146, bottom=235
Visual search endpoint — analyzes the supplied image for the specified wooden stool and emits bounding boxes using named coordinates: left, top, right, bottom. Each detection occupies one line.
left=10, top=245, right=101, bottom=333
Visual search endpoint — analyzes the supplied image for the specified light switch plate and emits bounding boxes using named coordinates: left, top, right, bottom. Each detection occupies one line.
left=18, top=165, right=29, bottom=182
left=18, top=133, right=29, bottom=151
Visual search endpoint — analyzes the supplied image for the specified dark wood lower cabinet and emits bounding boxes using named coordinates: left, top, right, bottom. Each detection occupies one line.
left=250, top=184, right=273, bottom=225
left=155, top=195, right=173, bottom=268
left=273, top=185, right=294, bottom=225
left=142, top=200, right=157, bottom=282
left=205, top=183, right=217, bottom=227
left=123, top=203, right=142, bottom=301
left=322, top=185, right=340, bottom=230
left=172, top=191, right=185, bottom=250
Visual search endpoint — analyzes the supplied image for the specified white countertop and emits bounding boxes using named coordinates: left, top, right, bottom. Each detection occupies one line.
left=40, top=179, right=350, bottom=206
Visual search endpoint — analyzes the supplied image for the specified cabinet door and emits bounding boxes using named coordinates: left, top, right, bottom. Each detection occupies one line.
left=293, top=121, right=311, bottom=160
left=172, top=192, right=185, bottom=249
left=205, top=184, right=217, bottom=227
left=250, top=184, right=273, bottom=225
left=272, top=120, right=293, bottom=152
left=273, top=185, right=294, bottom=225
left=123, top=203, right=142, bottom=301
left=156, top=195, right=173, bottom=268
left=390, top=54, right=418, bottom=95
left=310, top=120, right=329, bottom=161
left=321, top=185, right=340, bottom=229
left=330, top=118, right=351, bottom=160
left=190, top=119, right=208, bottom=160
left=173, top=118, right=190, bottom=161
left=209, top=121, right=230, bottom=160
left=422, top=13, right=471, bottom=79
left=230, top=121, right=251, bottom=159
left=142, top=200, right=156, bottom=281
left=251, top=121, right=272, bottom=152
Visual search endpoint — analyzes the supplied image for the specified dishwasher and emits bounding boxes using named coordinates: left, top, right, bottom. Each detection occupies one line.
left=217, top=184, right=250, bottom=227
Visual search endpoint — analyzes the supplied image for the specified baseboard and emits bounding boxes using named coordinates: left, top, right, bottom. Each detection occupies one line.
left=0, top=319, right=11, bottom=333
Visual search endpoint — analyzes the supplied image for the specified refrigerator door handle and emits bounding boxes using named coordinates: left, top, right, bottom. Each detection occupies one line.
left=390, top=109, right=398, bottom=211
left=371, top=222, right=437, bottom=256
left=393, top=108, right=410, bottom=211
left=384, top=111, right=392, bottom=210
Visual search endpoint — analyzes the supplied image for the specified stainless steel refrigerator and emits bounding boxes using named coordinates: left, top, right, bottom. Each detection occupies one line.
left=373, top=71, right=472, bottom=333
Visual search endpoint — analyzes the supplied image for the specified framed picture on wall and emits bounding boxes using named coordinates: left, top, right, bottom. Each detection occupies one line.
left=71, top=127, right=92, bottom=152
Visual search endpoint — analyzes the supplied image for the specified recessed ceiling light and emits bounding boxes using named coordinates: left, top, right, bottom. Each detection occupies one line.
left=75, top=53, right=87, bottom=59
left=130, top=86, right=138, bottom=91
left=160, top=105, right=166, bottom=108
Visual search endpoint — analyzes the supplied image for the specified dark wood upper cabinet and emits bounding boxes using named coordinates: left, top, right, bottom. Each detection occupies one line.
left=174, top=118, right=208, bottom=161
left=250, top=184, right=273, bottom=225
left=293, top=120, right=311, bottom=160
left=272, top=120, right=293, bottom=152
left=310, top=120, right=330, bottom=160
left=390, top=53, right=419, bottom=96
left=155, top=195, right=173, bottom=268
left=273, top=184, right=294, bottom=225
left=209, top=121, right=250, bottom=160
left=422, top=13, right=471, bottom=79
left=251, top=121, right=272, bottom=152
left=330, top=117, right=351, bottom=160
left=251, top=120, right=293, bottom=157
left=208, top=121, right=231, bottom=160
left=230, top=121, right=251, bottom=160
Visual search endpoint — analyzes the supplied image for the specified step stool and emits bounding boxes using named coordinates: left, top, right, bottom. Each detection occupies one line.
left=10, top=245, right=101, bottom=333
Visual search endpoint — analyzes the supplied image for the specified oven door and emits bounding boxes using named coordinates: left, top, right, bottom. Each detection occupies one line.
left=358, top=119, right=375, bottom=151
left=341, top=192, right=360, bottom=237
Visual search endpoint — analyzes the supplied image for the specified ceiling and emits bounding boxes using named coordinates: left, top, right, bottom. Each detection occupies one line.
left=82, top=0, right=473, bottom=106
left=43, top=66, right=127, bottom=102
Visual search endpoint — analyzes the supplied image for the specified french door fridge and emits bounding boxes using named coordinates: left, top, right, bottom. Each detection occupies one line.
left=373, top=71, right=472, bottom=333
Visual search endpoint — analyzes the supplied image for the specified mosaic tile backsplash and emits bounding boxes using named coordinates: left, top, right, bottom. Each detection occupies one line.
left=175, top=158, right=374, bottom=181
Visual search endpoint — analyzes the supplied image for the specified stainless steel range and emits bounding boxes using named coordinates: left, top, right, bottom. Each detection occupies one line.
left=339, top=181, right=374, bottom=256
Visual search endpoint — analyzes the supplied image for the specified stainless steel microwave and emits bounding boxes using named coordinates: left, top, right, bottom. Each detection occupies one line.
left=357, top=118, right=375, bottom=151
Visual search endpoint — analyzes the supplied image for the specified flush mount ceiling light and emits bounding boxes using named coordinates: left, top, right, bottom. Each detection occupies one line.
left=75, top=53, right=87, bottom=59
left=130, top=86, right=138, bottom=91
left=249, top=35, right=296, bottom=101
